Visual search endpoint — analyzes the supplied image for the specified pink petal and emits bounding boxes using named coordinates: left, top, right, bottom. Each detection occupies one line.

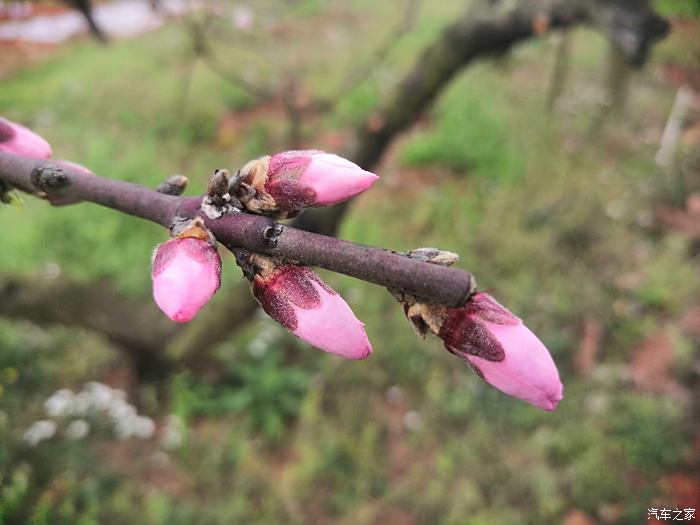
left=308, top=153, right=359, bottom=170
left=254, top=266, right=372, bottom=359
left=465, top=320, right=563, bottom=411
left=0, top=117, right=52, bottom=159
left=291, top=279, right=372, bottom=359
left=152, top=237, right=221, bottom=323
left=299, top=153, right=379, bottom=206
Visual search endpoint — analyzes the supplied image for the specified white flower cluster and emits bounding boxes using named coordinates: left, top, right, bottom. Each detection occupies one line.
left=23, top=381, right=159, bottom=446
left=22, top=419, right=57, bottom=447
left=66, top=419, right=90, bottom=440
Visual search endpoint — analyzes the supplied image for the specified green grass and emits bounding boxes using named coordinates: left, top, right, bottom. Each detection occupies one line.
left=1, top=2, right=698, bottom=524
left=400, top=66, right=523, bottom=182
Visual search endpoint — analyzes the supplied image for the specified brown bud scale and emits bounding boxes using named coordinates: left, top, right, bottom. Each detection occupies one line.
left=253, top=265, right=336, bottom=331
left=0, top=120, right=15, bottom=142
left=439, top=309, right=505, bottom=362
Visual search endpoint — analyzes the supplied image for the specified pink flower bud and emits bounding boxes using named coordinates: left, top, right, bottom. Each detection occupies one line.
left=251, top=262, right=372, bottom=359
left=0, top=117, right=52, bottom=159
left=233, top=150, right=379, bottom=215
left=440, top=293, right=563, bottom=411
left=267, top=150, right=379, bottom=207
left=151, top=237, right=222, bottom=323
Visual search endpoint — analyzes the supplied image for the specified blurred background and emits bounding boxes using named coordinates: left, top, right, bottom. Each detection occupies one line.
left=1, top=0, right=699, bottom=523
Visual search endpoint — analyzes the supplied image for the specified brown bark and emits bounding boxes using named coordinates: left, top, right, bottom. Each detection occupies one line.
left=0, top=156, right=476, bottom=308
left=294, top=0, right=668, bottom=235
left=0, top=273, right=174, bottom=377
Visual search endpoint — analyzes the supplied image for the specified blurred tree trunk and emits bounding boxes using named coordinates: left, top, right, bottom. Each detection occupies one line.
left=62, top=0, right=107, bottom=43
left=0, top=273, right=173, bottom=378
left=546, top=32, right=572, bottom=112
left=604, top=41, right=632, bottom=116
left=589, top=39, right=633, bottom=134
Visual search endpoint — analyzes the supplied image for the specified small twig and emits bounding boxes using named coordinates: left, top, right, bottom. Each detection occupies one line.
left=0, top=152, right=474, bottom=307
left=199, top=50, right=275, bottom=102
left=313, top=0, right=421, bottom=112
left=546, top=31, right=572, bottom=112
left=186, top=15, right=275, bottom=102
left=156, top=174, right=189, bottom=196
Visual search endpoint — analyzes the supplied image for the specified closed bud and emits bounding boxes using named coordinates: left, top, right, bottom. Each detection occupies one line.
left=156, top=174, right=189, bottom=196
left=151, top=225, right=221, bottom=323
left=240, top=253, right=372, bottom=359
left=403, top=247, right=460, bottom=266
left=400, top=292, right=563, bottom=411
left=0, top=117, right=52, bottom=159
left=231, top=150, right=379, bottom=215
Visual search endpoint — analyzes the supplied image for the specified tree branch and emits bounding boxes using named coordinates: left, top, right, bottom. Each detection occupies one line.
left=294, top=0, right=668, bottom=234
left=0, top=272, right=175, bottom=378
left=0, top=153, right=178, bottom=226
left=313, top=0, right=422, bottom=112
left=186, top=14, right=276, bottom=102
left=166, top=284, right=260, bottom=371
left=0, top=153, right=474, bottom=307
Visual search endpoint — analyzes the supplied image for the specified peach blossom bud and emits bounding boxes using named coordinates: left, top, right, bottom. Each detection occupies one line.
left=267, top=150, right=379, bottom=208
left=0, top=117, right=52, bottom=159
left=440, top=293, right=563, bottom=411
left=244, top=254, right=372, bottom=359
left=151, top=237, right=221, bottom=323
left=233, top=150, right=379, bottom=215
